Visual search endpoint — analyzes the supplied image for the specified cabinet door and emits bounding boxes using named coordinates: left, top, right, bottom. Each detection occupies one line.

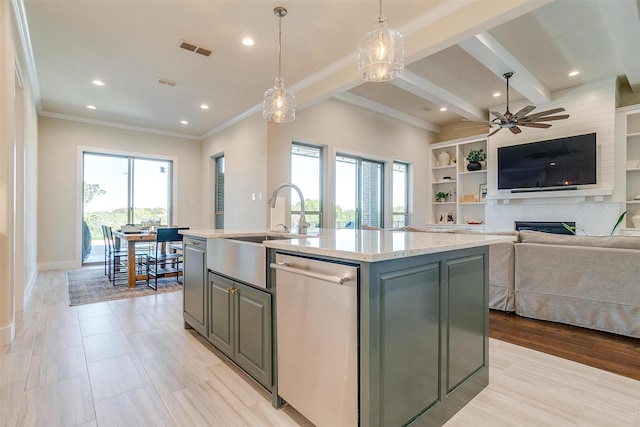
left=234, top=282, right=272, bottom=387
left=377, top=263, right=441, bottom=427
left=183, top=240, right=206, bottom=335
left=446, top=254, right=486, bottom=392
left=208, top=272, right=234, bottom=358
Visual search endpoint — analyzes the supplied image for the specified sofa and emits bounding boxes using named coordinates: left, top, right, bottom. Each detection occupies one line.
left=401, top=226, right=518, bottom=312
left=514, top=230, right=640, bottom=339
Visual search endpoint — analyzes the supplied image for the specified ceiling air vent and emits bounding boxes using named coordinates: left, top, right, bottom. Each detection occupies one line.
left=157, top=78, right=179, bottom=87
left=180, top=40, right=214, bottom=57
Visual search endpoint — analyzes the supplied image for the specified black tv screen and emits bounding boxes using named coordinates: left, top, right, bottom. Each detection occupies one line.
left=497, top=133, right=596, bottom=190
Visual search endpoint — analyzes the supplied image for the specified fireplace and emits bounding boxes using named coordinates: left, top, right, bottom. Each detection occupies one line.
left=515, top=221, right=575, bottom=235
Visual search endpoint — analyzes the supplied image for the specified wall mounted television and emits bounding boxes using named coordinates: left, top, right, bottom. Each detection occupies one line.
left=497, top=132, right=596, bottom=192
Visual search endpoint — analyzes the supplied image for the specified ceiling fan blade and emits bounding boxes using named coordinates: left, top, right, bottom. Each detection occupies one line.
left=509, top=126, right=522, bottom=135
left=520, top=114, right=569, bottom=123
left=512, top=105, right=536, bottom=120
left=488, top=127, right=502, bottom=137
left=522, top=107, right=566, bottom=119
left=519, top=122, right=552, bottom=129
left=491, top=111, right=508, bottom=122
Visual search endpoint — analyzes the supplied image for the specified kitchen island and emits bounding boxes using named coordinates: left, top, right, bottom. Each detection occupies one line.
left=181, top=228, right=515, bottom=427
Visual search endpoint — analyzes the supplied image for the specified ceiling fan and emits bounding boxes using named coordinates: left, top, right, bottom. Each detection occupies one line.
left=487, top=72, right=569, bottom=137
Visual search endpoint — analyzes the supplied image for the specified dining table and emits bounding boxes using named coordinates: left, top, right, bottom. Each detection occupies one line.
left=112, top=230, right=157, bottom=288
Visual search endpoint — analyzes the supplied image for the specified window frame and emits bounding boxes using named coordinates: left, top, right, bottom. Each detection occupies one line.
left=392, top=161, right=410, bottom=227
left=291, top=142, right=323, bottom=231
left=335, top=153, right=384, bottom=229
left=214, top=155, right=225, bottom=229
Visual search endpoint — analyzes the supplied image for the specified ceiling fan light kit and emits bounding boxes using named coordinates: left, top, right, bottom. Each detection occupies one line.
left=488, top=71, right=569, bottom=136
left=263, top=6, right=295, bottom=123
left=357, top=0, right=404, bottom=82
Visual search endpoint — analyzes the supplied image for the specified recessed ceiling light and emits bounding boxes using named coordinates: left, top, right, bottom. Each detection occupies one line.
left=180, top=120, right=188, bottom=125
left=91, top=79, right=105, bottom=86
left=242, top=38, right=255, bottom=47
left=200, top=104, right=209, bottom=110
left=493, top=92, right=501, bottom=97
left=440, top=107, right=447, bottom=112
left=569, top=70, right=580, bottom=77
left=86, top=105, right=96, bottom=110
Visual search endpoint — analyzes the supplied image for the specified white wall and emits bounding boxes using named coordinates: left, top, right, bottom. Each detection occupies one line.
left=485, top=78, right=622, bottom=235
left=1, top=0, right=40, bottom=345
left=0, top=0, right=16, bottom=345
left=201, top=99, right=435, bottom=231
left=38, top=117, right=202, bottom=270
left=201, top=112, right=268, bottom=230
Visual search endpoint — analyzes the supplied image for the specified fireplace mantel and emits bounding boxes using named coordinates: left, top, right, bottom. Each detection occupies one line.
left=487, top=188, right=613, bottom=204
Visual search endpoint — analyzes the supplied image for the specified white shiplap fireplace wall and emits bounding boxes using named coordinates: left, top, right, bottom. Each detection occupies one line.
left=485, top=78, right=623, bottom=235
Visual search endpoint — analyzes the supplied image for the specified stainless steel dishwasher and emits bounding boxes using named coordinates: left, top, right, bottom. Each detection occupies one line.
left=271, top=253, right=358, bottom=427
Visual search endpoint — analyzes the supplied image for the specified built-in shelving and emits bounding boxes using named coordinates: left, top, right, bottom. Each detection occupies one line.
left=430, top=136, right=487, bottom=226
left=623, top=107, right=640, bottom=230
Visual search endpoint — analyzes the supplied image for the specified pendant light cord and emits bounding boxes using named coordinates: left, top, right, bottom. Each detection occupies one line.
left=278, top=14, right=282, bottom=78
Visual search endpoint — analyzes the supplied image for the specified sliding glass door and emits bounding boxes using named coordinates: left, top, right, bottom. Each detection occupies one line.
left=82, top=152, right=172, bottom=263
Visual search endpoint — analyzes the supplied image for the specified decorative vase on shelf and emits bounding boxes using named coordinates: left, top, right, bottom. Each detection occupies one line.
left=467, top=161, right=482, bottom=171
left=438, top=151, right=451, bottom=167
left=632, top=213, right=640, bottom=228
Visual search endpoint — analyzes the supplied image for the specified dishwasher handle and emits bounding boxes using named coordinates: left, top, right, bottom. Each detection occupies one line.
left=270, top=262, right=352, bottom=285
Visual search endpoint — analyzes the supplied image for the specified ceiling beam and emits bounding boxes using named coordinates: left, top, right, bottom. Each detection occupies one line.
left=598, top=0, right=640, bottom=92
left=335, top=92, right=441, bottom=134
left=293, top=0, right=547, bottom=114
left=390, top=70, right=486, bottom=122
left=458, top=32, right=551, bottom=105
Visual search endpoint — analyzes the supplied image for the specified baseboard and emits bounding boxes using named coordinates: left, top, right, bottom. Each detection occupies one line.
left=0, top=322, right=15, bottom=346
left=38, top=260, right=80, bottom=271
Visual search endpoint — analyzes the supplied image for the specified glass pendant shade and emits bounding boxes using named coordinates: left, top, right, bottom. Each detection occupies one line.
left=263, top=77, right=295, bottom=123
left=357, top=16, right=404, bottom=82
left=263, top=6, right=295, bottom=123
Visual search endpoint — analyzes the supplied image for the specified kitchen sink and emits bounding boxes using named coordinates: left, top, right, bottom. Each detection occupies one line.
left=223, top=235, right=290, bottom=244
left=208, top=234, right=296, bottom=288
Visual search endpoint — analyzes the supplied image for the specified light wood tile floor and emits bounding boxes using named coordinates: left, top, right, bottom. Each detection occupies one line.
left=1, top=269, right=639, bottom=426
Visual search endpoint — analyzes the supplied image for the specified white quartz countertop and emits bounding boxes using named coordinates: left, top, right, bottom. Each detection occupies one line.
left=180, top=229, right=310, bottom=239
left=182, top=228, right=515, bottom=263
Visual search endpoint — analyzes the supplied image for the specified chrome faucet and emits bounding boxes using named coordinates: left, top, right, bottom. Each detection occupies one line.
left=268, top=183, right=309, bottom=235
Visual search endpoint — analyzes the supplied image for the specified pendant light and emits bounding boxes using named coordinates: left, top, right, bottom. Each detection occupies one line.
left=357, top=0, right=404, bottom=82
left=263, top=6, right=295, bottom=123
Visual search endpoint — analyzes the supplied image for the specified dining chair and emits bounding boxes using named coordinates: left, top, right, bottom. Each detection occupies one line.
left=103, top=225, right=131, bottom=286
left=146, top=227, right=189, bottom=290
left=103, top=225, right=151, bottom=286
left=101, top=225, right=110, bottom=276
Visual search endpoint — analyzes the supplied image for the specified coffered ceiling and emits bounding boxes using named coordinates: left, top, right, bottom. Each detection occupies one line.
left=18, top=0, right=640, bottom=139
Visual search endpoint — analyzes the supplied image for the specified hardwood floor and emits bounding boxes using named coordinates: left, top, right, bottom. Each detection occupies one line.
left=490, top=310, right=640, bottom=381
left=1, top=268, right=639, bottom=426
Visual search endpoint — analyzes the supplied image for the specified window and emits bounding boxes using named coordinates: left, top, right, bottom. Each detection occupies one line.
left=214, top=155, right=225, bottom=229
left=393, top=162, right=409, bottom=227
left=335, top=155, right=383, bottom=229
left=291, top=143, right=323, bottom=232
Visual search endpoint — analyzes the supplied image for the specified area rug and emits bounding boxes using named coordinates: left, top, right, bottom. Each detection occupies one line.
left=67, top=267, right=182, bottom=306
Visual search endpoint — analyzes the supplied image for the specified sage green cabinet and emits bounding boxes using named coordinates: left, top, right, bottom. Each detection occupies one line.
left=208, top=272, right=272, bottom=388
left=209, top=273, right=234, bottom=356
left=359, top=247, right=489, bottom=427
left=377, top=263, right=441, bottom=427
left=183, top=236, right=207, bottom=335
